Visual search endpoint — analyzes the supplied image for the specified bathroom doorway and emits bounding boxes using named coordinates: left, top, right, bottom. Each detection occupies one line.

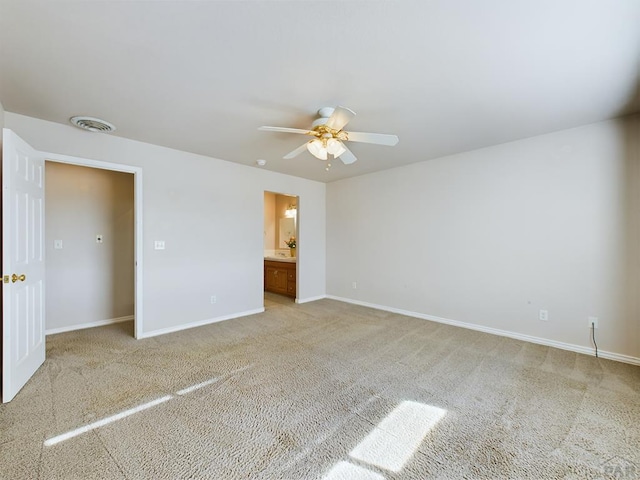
left=263, top=191, right=298, bottom=308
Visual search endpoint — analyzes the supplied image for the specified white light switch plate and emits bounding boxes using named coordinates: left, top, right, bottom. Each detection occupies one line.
left=54, top=240, right=63, bottom=249
left=154, top=240, right=165, bottom=250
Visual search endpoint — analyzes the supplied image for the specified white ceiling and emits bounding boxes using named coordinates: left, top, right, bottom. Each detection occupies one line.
left=1, top=1, right=640, bottom=183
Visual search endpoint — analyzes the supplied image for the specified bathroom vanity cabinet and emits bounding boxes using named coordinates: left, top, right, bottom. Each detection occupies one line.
left=264, top=260, right=296, bottom=298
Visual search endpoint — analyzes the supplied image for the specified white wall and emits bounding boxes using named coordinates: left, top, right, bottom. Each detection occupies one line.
left=45, top=162, right=134, bottom=332
left=6, top=113, right=326, bottom=337
left=0, top=102, right=4, bottom=367
left=0, top=100, right=4, bottom=152
left=327, top=115, right=640, bottom=360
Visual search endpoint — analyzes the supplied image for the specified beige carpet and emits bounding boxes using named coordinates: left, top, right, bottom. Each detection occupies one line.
left=1, top=296, right=638, bottom=479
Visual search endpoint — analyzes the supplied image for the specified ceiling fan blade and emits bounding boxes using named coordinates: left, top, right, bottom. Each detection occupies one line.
left=338, top=145, right=357, bottom=165
left=325, top=106, right=356, bottom=131
left=258, top=126, right=314, bottom=135
left=345, top=131, right=399, bottom=146
left=283, top=142, right=310, bottom=159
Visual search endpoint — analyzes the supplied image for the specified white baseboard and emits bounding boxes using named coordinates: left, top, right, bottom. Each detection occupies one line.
left=296, top=295, right=327, bottom=304
left=326, top=295, right=640, bottom=366
left=46, top=315, right=134, bottom=336
left=138, top=308, right=265, bottom=339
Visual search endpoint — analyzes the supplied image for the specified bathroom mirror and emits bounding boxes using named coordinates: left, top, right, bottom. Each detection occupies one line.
left=279, top=218, right=295, bottom=247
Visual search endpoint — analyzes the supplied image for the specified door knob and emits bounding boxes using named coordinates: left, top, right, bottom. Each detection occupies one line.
left=11, top=274, right=26, bottom=283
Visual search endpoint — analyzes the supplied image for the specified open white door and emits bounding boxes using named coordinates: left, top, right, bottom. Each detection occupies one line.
left=2, top=129, right=46, bottom=403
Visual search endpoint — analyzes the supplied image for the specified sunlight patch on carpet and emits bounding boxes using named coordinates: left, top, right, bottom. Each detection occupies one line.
left=44, top=364, right=253, bottom=447
left=322, top=461, right=385, bottom=480
left=176, top=377, right=221, bottom=395
left=44, top=395, right=173, bottom=446
left=349, top=400, right=446, bottom=472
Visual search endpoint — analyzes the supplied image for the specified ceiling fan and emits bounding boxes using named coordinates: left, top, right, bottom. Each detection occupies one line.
left=258, top=106, right=399, bottom=166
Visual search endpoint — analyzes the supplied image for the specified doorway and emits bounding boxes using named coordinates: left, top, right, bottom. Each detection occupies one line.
left=44, top=161, right=135, bottom=336
left=43, top=152, right=144, bottom=338
left=263, top=191, right=298, bottom=308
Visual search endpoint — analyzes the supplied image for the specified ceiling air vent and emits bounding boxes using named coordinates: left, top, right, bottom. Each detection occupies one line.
left=69, top=116, right=116, bottom=133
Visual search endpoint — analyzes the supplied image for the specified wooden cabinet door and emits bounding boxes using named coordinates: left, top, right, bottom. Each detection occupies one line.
left=265, top=267, right=277, bottom=290
left=266, top=266, right=288, bottom=294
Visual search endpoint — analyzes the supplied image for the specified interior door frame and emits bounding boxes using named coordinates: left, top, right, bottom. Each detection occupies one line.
left=43, top=151, right=144, bottom=339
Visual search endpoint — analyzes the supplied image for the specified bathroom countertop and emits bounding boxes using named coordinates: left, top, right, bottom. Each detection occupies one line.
left=264, top=256, right=297, bottom=263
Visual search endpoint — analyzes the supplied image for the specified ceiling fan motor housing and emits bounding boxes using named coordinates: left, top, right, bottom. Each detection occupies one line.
left=317, top=107, right=335, bottom=118
left=311, top=107, right=336, bottom=129
left=312, top=117, right=330, bottom=129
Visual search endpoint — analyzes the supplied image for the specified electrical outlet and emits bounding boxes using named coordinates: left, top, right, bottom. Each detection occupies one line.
left=352, top=282, right=357, bottom=289
left=210, top=295, right=217, bottom=304
left=539, top=309, right=548, bottom=321
left=589, top=316, right=598, bottom=329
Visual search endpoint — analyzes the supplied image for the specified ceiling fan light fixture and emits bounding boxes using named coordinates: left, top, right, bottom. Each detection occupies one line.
left=326, top=138, right=346, bottom=157
left=259, top=105, right=398, bottom=167
left=307, top=139, right=327, bottom=160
